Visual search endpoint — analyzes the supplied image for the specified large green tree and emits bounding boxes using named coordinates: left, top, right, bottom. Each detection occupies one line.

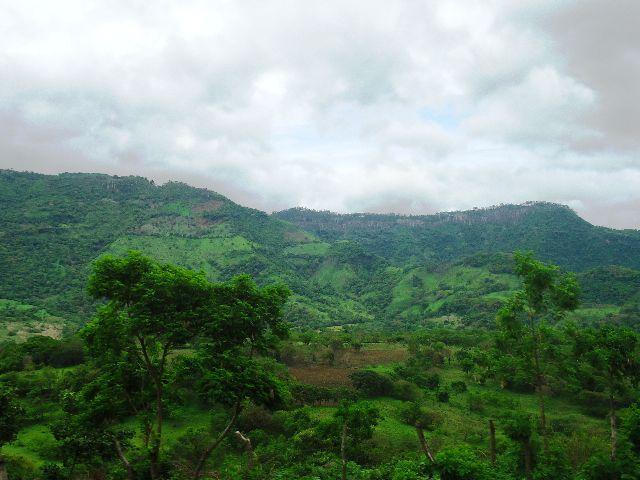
left=572, top=325, right=640, bottom=460
left=83, top=252, right=290, bottom=479
left=399, top=401, right=440, bottom=464
left=183, top=274, right=290, bottom=479
left=85, top=251, right=213, bottom=479
left=313, top=401, right=380, bottom=480
left=496, top=252, right=579, bottom=446
left=503, top=412, right=535, bottom=480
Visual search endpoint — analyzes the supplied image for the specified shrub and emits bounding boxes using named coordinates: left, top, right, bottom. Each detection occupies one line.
left=578, top=453, right=636, bottom=480
left=437, top=390, right=450, bottom=403
left=5, top=454, right=39, bottom=480
left=350, top=370, right=394, bottom=398
left=290, top=384, right=356, bottom=405
left=391, top=366, right=439, bottom=390
left=621, top=402, right=640, bottom=454
left=430, top=446, right=494, bottom=480
left=534, top=441, right=572, bottom=480
left=41, top=463, right=67, bottom=480
left=467, top=392, right=484, bottom=413
left=271, top=408, right=314, bottom=436
left=236, top=403, right=274, bottom=432
left=392, top=380, right=421, bottom=401
left=398, top=402, right=441, bottom=431
left=423, top=372, right=441, bottom=390
left=450, top=381, right=467, bottom=394
left=550, top=417, right=576, bottom=436
left=391, top=459, right=426, bottom=480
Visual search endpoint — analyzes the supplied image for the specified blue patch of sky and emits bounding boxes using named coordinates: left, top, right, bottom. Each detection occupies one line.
left=419, top=105, right=463, bottom=131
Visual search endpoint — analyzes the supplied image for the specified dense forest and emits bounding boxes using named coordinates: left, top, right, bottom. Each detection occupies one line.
left=1, top=171, right=640, bottom=479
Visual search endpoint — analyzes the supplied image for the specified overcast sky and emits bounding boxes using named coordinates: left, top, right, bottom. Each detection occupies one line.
left=1, top=1, right=639, bottom=228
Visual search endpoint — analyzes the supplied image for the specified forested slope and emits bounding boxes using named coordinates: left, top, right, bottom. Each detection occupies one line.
left=274, top=204, right=640, bottom=271
left=1, top=170, right=639, bottom=338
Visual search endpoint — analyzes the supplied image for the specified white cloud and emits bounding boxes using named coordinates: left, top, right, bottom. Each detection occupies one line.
left=0, top=0, right=639, bottom=228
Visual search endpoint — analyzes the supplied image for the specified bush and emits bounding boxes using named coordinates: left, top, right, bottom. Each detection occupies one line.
left=437, top=390, right=450, bottom=403
left=390, top=459, right=426, bottom=480
left=398, top=402, right=441, bottom=431
left=5, top=453, right=39, bottom=480
left=423, top=373, right=441, bottom=390
left=430, top=446, right=494, bottom=480
left=550, top=416, right=577, bottom=436
left=450, top=381, right=467, bottom=394
left=391, top=366, right=440, bottom=390
left=577, top=390, right=609, bottom=417
left=41, top=463, right=67, bottom=480
left=392, top=380, right=421, bottom=401
left=621, top=402, right=640, bottom=454
left=534, top=441, right=572, bottom=480
left=578, top=452, right=639, bottom=480
left=290, top=383, right=356, bottom=405
left=271, top=408, right=314, bottom=436
left=0, top=336, right=84, bottom=373
left=467, top=392, right=484, bottom=413
left=236, top=403, right=273, bottom=432
left=533, top=442, right=575, bottom=480
left=350, top=370, right=394, bottom=398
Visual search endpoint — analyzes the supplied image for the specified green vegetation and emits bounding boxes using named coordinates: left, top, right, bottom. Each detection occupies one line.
left=3, top=170, right=640, bottom=337
left=2, top=171, right=640, bottom=478
left=1, top=251, right=639, bottom=479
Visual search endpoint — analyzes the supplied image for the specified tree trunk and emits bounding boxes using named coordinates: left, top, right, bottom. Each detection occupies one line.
left=234, top=431, right=256, bottom=473
left=415, top=426, right=435, bottom=464
left=610, top=395, right=617, bottom=461
left=523, top=439, right=533, bottom=480
left=114, top=437, right=136, bottom=480
left=488, top=420, right=496, bottom=466
left=193, top=404, right=242, bottom=479
left=341, top=422, right=348, bottom=480
left=143, top=418, right=152, bottom=449
left=150, top=384, right=163, bottom=480
left=137, top=336, right=165, bottom=480
left=0, top=455, right=8, bottom=480
left=531, top=326, right=548, bottom=450
left=535, top=383, right=548, bottom=449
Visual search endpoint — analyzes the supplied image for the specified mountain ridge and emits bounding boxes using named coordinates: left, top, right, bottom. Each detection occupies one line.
left=1, top=169, right=639, bottom=338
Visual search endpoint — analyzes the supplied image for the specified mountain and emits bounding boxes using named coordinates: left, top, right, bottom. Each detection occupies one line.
left=1, top=169, right=639, bottom=339
left=273, top=204, right=640, bottom=271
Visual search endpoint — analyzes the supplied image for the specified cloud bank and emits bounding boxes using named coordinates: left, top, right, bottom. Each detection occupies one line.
left=1, top=0, right=639, bottom=228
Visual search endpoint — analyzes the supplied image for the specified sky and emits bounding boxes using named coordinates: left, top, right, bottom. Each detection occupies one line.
left=1, top=1, right=639, bottom=228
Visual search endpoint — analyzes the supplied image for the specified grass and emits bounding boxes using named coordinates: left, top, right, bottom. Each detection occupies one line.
left=0, top=299, right=66, bottom=341
left=107, top=234, right=255, bottom=279
left=1, top=425, right=58, bottom=467
left=312, top=262, right=357, bottom=290
left=567, top=306, right=620, bottom=323
left=163, top=201, right=191, bottom=217
left=283, top=242, right=330, bottom=256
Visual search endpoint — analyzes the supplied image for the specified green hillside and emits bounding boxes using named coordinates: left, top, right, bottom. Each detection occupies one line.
left=274, top=205, right=640, bottom=271
left=1, top=170, right=640, bottom=338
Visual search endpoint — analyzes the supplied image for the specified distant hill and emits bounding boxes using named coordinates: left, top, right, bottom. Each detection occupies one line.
left=273, top=204, right=640, bottom=271
left=1, top=169, right=639, bottom=338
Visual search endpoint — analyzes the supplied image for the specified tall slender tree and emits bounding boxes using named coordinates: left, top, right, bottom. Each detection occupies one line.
left=503, top=412, right=535, bottom=480
left=0, top=386, right=24, bottom=480
left=399, top=401, right=440, bottom=464
left=496, top=252, right=579, bottom=447
left=574, top=325, right=639, bottom=460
